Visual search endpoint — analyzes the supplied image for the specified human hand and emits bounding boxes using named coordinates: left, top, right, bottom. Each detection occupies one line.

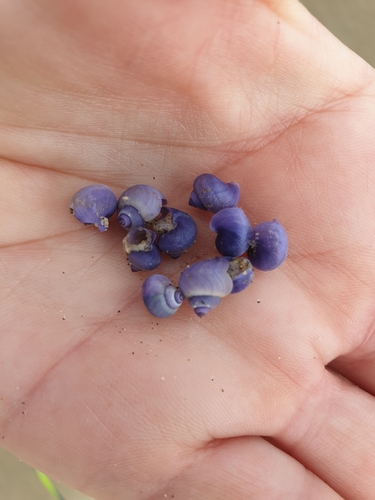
left=1, top=1, right=375, bottom=498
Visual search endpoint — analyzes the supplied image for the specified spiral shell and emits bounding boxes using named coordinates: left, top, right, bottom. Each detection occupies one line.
left=178, top=258, right=233, bottom=317
left=118, top=205, right=145, bottom=231
left=117, top=185, right=167, bottom=230
left=69, top=184, right=117, bottom=232
left=210, top=207, right=251, bottom=257
left=226, top=257, right=254, bottom=293
left=122, top=227, right=161, bottom=272
left=188, top=174, right=240, bottom=213
left=148, top=207, right=197, bottom=258
left=142, top=274, right=184, bottom=318
left=247, top=220, right=288, bottom=271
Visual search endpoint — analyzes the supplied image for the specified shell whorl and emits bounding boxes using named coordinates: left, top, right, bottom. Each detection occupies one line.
left=142, top=275, right=184, bottom=318
left=117, top=185, right=167, bottom=224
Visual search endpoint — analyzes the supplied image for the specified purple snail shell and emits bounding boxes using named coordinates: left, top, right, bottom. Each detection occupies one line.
left=122, top=227, right=161, bottom=272
left=117, top=205, right=145, bottom=231
left=117, top=185, right=167, bottom=230
left=247, top=220, right=288, bottom=271
left=210, top=207, right=252, bottom=257
left=188, top=173, right=240, bottom=213
left=226, top=257, right=254, bottom=293
left=147, top=207, right=197, bottom=259
left=69, top=184, right=117, bottom=232
left=178, top=257, right=233, bottom=317
left=142, top=274, right=184, bottom=318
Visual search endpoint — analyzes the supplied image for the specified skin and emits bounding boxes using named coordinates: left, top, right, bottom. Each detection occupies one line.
left=1, top=0, right=375, bottom=498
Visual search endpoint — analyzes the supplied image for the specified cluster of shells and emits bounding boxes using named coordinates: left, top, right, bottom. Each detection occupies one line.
left=69, top=174, right=288, bottom=318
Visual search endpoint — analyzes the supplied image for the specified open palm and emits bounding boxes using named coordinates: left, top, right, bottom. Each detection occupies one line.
left=1, top=1, right=375, bottom=498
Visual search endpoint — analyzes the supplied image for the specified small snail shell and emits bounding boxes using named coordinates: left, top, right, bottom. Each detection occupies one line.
left=118, top=205, right=145, bottom=231
left=69, top=184, right=117, bottom=232
left=226, top=257, right=254, bottom=293
left=117, top=185, right=167, bottom=230
left=148, top=207, right=197, bottom=258
left=122, top=227, right=161, bottom=272
left=188, top=174, right=240, bottom=213
left=210, top=207, right=251, bottom=257
left=142, top=274, right=184, bottom=318
left=178, top=257, right=233, bottom=317
left=247, top=220, right=288, bottom=271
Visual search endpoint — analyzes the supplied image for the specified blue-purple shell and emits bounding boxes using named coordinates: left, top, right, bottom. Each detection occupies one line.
left=210, top=207, right=251, bottom=257
left=69, top=184, right=117, bottom=232
left=117, top=185, right=167, bottom=230
left=122, top=227, right=161, bottom=272
left=118, top=205, right=145, bottom=231
left=226, top=257, right=254, bottom=293
left=142, top=274, right=184, bottom=318
left=178, top=258, right=233, bottom=317
left=247, top=220, right=288, bottom=271
left=148, top=207, right=197, bottom=258
left=188, top=174, right=240, bottom=213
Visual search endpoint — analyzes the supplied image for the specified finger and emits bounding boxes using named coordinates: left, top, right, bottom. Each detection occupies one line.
left=153, top=436, right=343, bottom=500
left=274, top=369, right=375, bottom=500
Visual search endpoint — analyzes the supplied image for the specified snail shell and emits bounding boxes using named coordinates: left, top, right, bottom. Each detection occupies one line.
left=226, top=257, right=254, bottom=293
left=118, top=205, right=145, bottom=231
left=178, top=257, right=233, bottom=317
left=148, top=207, right=197, bottom=258
left=247, top=220, right=288, bottom=271
left=142, top=274, right=184, bottom=318
left=69, top=184, right=117, bottom=232
left=188, top=174, right=240, bottom=213
left=122, top=227, right=161, bottom=272
left=117, top=185, right=167, bottom=230
left=210, top=207, right=251, bottom=257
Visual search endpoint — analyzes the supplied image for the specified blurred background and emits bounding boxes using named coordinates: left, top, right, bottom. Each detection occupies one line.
left=303, top=0, right=375, bottom=67
left=1, top=0, right=374, bottom=499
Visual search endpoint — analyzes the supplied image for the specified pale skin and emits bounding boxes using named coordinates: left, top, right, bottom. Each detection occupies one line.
left=1, top=0, right=375, bottom=498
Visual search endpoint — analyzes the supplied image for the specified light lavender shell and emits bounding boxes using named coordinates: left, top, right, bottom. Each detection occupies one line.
left=69, top=184, right=117, bottom=232
left=117, top=185, right=167, bottom=225
left=179, top=258, right=233, bottom=317
left=142, top=274, right=184, bottom=318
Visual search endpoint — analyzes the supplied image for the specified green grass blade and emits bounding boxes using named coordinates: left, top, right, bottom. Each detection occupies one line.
left=35, top=470, right=66, bottom=500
